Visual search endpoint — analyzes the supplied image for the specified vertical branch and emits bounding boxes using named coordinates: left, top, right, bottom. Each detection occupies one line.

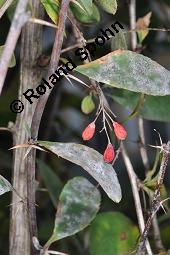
left=31, top=0, right=70, bottom=139
left=10, top=1, right=43, bottom=255
left=121, top=143, right=153, bottom=255
left=0, top=0, right=30, bottom=93
left=129, top=0, right=137, bottom=51
left=138, top=117, right=150, bottom=170
left=128, top=1, right=152, bottom=253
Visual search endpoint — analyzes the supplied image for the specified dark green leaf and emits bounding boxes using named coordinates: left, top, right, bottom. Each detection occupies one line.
left=37, top=160, right=62, bottom=208
left=97, top=0, right=117, bottom=15
left=75, top=50, right=170, bottom=96
left=48, top=176, right=101, bottom=243
left=90, top=212, right=139, bottom=255
left=0, top=45, right=16, bottom=68
left=7, top=0, right=17, bottom=21
left=81, top=95, right=95, bottom=114
left=112, top=89, right=170, bottom=122
left=36, top=141, right=122, bottom=203
left=70, top=2, right=100, bottom=24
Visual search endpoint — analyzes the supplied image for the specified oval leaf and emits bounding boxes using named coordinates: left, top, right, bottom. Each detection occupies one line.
left=0, top=175, right=12, bottom=195
left=49, top=177, right=101, bottom=243
left=97, top=0, right=117, bottom=15
left=112, top=89, right=170, bottom=122
left=70, top=2, right=100, bottom=24
left=36, top=141, right=122, bottom=203
left=81, top=95, right=95, bottom=114
left=90, top=212, right=139, bottom=255
left=136, top=12, right=152, bottom=43
left=75, top=0, right=93, bottom=15
left=75, top=50, right=170, bottom=96
left=40, top=0, right=59, bottom=24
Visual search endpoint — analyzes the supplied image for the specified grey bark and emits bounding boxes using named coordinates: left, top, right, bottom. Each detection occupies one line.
left=10, top=1, right=43, bottom=254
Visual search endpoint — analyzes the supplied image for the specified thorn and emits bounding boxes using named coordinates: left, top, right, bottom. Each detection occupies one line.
left=153, top=129, right=163, bottom=147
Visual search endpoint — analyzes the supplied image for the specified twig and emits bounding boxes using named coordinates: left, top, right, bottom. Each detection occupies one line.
left=31, top=0, right=70, bottom=140
left=138, top=117, right=150, bottom=171
left=61, top=27, right=170, bottom=54
left=137, top=141, right=170, bottom=254
left=0, top=127, right=12, bottom=133
left=121, top=143, right=152, bottom=255
left=0, top=0, right=30, bottom=94
left=29, top=2, right=70, bottom=253
left=128, top=0, right=137, bottom=51
left=0, top=0, right=13, bottom=19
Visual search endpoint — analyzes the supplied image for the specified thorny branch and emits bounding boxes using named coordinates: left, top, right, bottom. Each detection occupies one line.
left=138, top=119, right=165, bottom=251
left=121, top=143, right=152, bottom=255
left=137, top=141, right=170, bottom=254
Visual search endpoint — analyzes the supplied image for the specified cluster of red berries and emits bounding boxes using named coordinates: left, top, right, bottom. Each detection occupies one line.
left=82, top=121, right=127, bottom=164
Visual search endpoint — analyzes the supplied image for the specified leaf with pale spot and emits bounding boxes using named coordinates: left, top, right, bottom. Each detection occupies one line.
left=90, top=212, right=139, bottom=255
left=47, top=177, right=101, bottom=244
left=36, top=140, right=122, bottom=203
left=75, top=50, right=170, bottom=96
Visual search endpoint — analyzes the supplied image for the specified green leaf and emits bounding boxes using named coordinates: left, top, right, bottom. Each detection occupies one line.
left=36, top=141, right=122, bottom=203
left=75, top=50, right=170, bottom=96
left=40, top=0, right=59, bottom=24
left=70, top=2, right=100, bottom=24
left=37, top=159, right=63, bottom=208
left=90, top=212, right=139, bottom=255
left=7, top=0, right=17, bottom=21
left=74, top=0, right=93, bottom=15
left=48, top=176, right=101, bottom=243
left=0, top=175, right=12, bottom=195
left=81, top=95, right=95, bottom=114
left=111, top=30, right=128, bottom=51
left=112, top=89, right=170, bottom=122
left=0, top=45, right=16, bottom=68
left=97, top=0, right=117, bottom=15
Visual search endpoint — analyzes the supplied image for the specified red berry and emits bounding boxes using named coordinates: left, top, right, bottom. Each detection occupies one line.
left=103, top=144, right=115, bottom=163
left=82, top=122, right=95, bottom=141
left=113, top=122, right=127, bottom=140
